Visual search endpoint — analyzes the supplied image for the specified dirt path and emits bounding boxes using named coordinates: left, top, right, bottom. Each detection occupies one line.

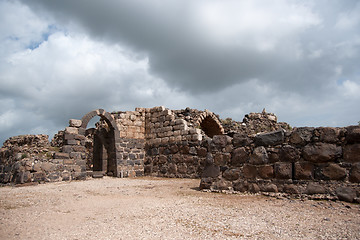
left=0, top=177, right=359, bottom=239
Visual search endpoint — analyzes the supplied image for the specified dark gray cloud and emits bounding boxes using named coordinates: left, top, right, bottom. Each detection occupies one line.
left=19, top=0, right=360, bottom=94
left=0, top=0, right=359, bottom=144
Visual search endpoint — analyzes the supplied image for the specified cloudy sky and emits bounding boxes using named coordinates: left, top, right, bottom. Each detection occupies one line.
left=1, top=0, right=359, bottom=144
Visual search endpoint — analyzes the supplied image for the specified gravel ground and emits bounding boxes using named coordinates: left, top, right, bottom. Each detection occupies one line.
left=0, top=177, right=359, bottom=240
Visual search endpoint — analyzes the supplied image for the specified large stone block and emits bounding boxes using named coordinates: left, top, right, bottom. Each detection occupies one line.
left=231, top=147, right=249, bottom=166
left=65, top=127, right=79, bottom=135
left=275, top=162, right=292, bottom=179
left=343, top=144, right=360, bottom=163
left=260, top=184, right=278, bottom=193
left=280, top=145, right=300, bottom=162
left=349, top=163, right=360, bottom=183
left=289, top=127, right=314, bottom=145
left=346, top=126, right=360, bottom=143
left=336, top=187, right=356, bottom=202
left=249, top=146, right=268, bottom=165
left=254, top=130, right=284, bottom=146
left=283, top=184, right=299, bottom=194
left=322, top=163, right=346, bottom=180
left=69, top=119, right=82, bottom=128
left=202, top=165, right=220, bottom=178
left=41, top=162, right=56, bottom=173
left=232, top=133, right=252, bottom=147
left=317, top=127, right=341, bottom=143
left=214, top=153, right=230, bottom=166
left=267, top=148, right=280, bottom=163
left=233, top=180, right=249, bottom=192
left=54, top=152, right=70, bottom=159
left=242, top=164, right=257, bottom=179
left=257, top=165, right=274, bottom=179
left=223, top=168, right=241, bottom=181
left=305, top=182, right=326, bottom=195
left=303, top=143, right=342, bottom=163
left=294, top=161, right=314, bottom=180
left=212, top=135, right=232, bottom=148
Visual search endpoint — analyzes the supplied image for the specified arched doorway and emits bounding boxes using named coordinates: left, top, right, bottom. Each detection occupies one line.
left=197, top=111, right=224, bottom=138
left=80, top=109, right=120, bottom=176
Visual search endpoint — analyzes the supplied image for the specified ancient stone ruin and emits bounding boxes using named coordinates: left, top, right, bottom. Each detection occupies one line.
left=1, top=106, right=359, bottom=203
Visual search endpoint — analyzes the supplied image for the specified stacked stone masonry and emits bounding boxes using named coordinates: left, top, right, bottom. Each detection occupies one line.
left=1, top=106, right=359, bottom=203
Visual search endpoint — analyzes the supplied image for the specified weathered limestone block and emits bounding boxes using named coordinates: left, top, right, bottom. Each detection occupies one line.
left=69, top=152, right=83, bottom=159
left=275, top=162, right=292, bottom=179
left=322, top=163, right=346, bottom=180
left=41, top=162, right=56, bottom=173
left=257, top=164, right=274, bottom=179
left=249, top=146, right=268, bottom=165
left=231, top=147, right=249, bottom=166
left=69, top=119, right=82, bottom=128
left=65, top=127, right=79, bottom=135
left=294, top=161, right=314, bottom=180
left=223, top=168, right=241, bottom=181
left=54, top=152, right=70, bottom=159
left=303, top=143, right=342, bottom=162
left=346, top=126, right=360, bottom=143
left=192, top=134, right=202, bottom=141
left=212, top=135, right=232, bottom=148
left=290, top=127, right=314, bottom=145
left=254, top=130, right=284, bottom=146
left=280, top=145, right=300, bottom=162
left=66, top=139, right=78, bottom=145
left=343, top=144, right=360, bottom=162
left=349, top=163, right=360, bottom=183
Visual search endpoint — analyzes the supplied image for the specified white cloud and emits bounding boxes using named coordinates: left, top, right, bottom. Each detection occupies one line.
left=1, top=0, right=360, bottom=144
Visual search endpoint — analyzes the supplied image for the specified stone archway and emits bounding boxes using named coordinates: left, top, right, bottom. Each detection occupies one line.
left=79, top=109, right=120, bottom=176
left=196, top=111, right=224, bottom=138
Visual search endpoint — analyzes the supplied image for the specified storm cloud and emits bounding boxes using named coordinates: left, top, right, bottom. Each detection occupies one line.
left=0, top=0, right=359, bottom=144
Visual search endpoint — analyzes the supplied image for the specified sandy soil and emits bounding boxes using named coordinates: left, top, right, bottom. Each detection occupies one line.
left=0, top=177, right=359, bottom=240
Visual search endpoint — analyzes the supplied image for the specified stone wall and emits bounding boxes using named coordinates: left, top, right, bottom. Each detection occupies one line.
left=112, top=108, right=146, bottom=139
left=199, top=126, right=360, bottom=203
left=1, top=106, right=359, bottom=203
left=0, top=134, right=85, bottom=184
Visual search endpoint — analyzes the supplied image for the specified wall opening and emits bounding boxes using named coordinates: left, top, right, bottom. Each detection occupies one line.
left=200, top=116, right=223, bottom=138
left=80, top=109, right=119, bottom=176
left=92, top=122, right=116, bottom=176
